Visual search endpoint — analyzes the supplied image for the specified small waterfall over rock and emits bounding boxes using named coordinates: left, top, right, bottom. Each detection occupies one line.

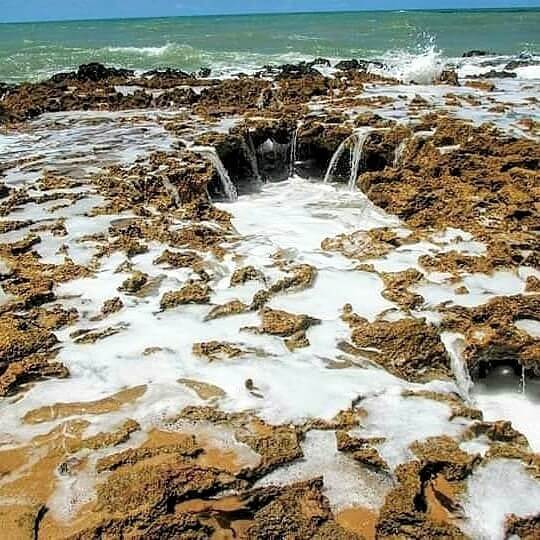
left=441, top=332, right=473, bottom=401
left=191, top=145, right=238, bottom=201
left=241, top=135, right=262, bottom=183
left=289, top=125, right=300, bottom=177
left=323, top=126, right=377, bottom=190
left=413, top=129, right=436, bottom=140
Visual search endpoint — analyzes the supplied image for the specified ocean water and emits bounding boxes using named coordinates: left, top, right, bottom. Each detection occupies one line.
left=0, top=8, right=539, bottom=83
left=2, top=9, right=540, bottom=539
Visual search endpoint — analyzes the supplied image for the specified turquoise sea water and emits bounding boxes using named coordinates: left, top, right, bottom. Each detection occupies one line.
left=0, top=9, right=539, bottom=82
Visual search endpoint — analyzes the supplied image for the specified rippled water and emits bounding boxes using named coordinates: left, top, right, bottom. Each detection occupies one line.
left=0, top=8, right=539, bottom=82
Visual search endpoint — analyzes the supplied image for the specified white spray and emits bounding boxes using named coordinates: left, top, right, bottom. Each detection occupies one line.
left=191, top=145, right=238, bottom=201
left=324, top=127, right=387, bottom=190
left=441, top=332, right=473, bottom=401
left=242, top=134, right=262, bottom=183
left=289, top=125, right=301, bottom=177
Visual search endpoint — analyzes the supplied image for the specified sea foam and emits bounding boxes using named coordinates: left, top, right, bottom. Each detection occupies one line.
left=105, top=43, right=179, bottom=56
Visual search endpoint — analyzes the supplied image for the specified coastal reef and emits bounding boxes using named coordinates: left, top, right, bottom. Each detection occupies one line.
left=0, top=57, right=539, bottom=539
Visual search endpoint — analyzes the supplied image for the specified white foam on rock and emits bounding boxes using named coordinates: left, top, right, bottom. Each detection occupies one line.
left=413, top=270, right=525, bottom=309
left=256, top=430, right=393, bottom=511
left=472, top=374, right=540, bottom=453
left=515, top=319, right=540, bottom=338
left=163, top=420, right=262, bottom=469
left=269, top=268, right=394, bottom=322
left=460, top=459, right=540, bottom=540
left=0, top=110, right=174, bottom=186
left=1, top=75, right=538, bottom=533
left=351, top=389, right=469, bottom=469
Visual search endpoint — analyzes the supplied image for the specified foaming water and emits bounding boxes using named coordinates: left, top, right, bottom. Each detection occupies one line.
left=1, top=9, right=539, bottom=82
left=324, top=127, right=377, bottom=188
left=105, top=43, right=180, bottom=57
left=374, top=34, right=444, bottom=84
left=0, top=110, right=175, bottom=186
left=395, top=47, right=442, bottom=83
left=256, top=430, right=393, bottom=511
left=460, top=459, right=540, bottom=540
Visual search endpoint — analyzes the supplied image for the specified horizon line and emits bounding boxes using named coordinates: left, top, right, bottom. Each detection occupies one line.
left=1, top=5, right=539, bottom=25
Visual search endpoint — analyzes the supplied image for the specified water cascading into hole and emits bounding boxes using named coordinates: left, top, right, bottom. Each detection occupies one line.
left=323, top=126, right=379, bottom=190
left=289, top=125, right=300, bottom=177
left=191, top=145, right=238, bottom=201
left=441, top=333, right=473, bottom=401
left=323, top=136, right=353, bottom=184
left=241, top=135, right=262, bottom=183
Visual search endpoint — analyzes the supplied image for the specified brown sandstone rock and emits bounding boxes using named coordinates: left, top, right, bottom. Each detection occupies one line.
left=260, top=307, right=321, bottom=337
left=375, top=461, right=468, bottom=539
left=0, top=354, right=69, bottom=397
left=230, top=265, right=265, bottom=286
left=118, top=271, right=149, bottom=293
left=160, top=282, right=212, bottom=310
left=192, top=341, right=246, bottom=361
left=0, top=314, right=58, bottom=368
left=442, top=295, right=540, bottom=376
left=204, top=300, right=249, bottom=321
left=101, top=297, right=124, bottom=316
left=350, top=317, right=452, bottom=383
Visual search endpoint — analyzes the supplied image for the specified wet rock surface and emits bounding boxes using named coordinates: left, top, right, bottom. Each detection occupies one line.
left=348, top=314, right=452, bottom=383
left=0, top=59, right=539, bottom=539
left=442, top=295, right=540, bottom=376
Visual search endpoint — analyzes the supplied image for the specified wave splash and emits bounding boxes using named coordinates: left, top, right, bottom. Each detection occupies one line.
left=2, top=30, right=538, bottom=84
left=106, top=44, right=174, bottom=57
left=372, top=34, right=444, bottom=84
left=105, top=43, right=183, bottom=57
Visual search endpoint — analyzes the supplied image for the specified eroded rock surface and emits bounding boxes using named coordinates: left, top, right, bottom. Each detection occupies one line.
left=1, top=58, right=539, bottom=540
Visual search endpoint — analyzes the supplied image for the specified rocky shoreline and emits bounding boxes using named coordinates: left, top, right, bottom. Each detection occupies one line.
left=0, top=59, right=539, bottom=539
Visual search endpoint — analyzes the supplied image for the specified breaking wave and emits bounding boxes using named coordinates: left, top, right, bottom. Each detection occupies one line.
left=105, top=43, right=179, bottom=57
left=1, top=34, right=538, bottom=84
left=372, top=34, right=445, bottom=84
left=377, top=46, right=444, bottom=84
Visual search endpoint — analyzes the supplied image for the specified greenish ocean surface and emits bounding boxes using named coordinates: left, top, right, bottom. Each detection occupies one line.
left=0, top=8, right=539, bottom=82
